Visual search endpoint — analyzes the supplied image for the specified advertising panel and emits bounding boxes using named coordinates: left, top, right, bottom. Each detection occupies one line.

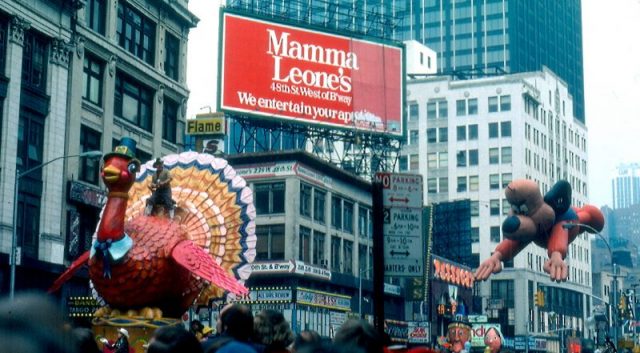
left=219, top=11, right=404, bottom=137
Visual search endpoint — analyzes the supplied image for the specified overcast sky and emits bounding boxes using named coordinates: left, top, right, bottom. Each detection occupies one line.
left=186, top=0, right=640, bottom=209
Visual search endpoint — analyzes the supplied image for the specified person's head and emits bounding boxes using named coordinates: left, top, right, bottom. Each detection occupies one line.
left=292, top=330, right=322, bottom=352
left=190, top=320, right=204, bottom=334
left=0, top=293, right=76, bottom=353
left=154, top=158, right=164, bottom=171
left=147, top=325, right=203, bottom=353
left=217, top=304, right=254, bottom=342
left=333, top=319, right=383, bottom=353
left=253, top=309, right=294, bottom=349
left=118, top=328, right=129, bottom=340
left=72, top=328, right=100, bottom=353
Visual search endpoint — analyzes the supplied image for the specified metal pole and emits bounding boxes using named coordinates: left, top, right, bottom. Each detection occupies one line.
left=372, top=180, right=385, bottom=336
left=359, top=271, right=363, bottom=317
left=612, top=264, right=618, bottom=349
left=9, top=169, right=19, bottom=301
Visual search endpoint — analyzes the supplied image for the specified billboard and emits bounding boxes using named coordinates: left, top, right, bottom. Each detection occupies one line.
left=219, top=11, right=405, bottom=137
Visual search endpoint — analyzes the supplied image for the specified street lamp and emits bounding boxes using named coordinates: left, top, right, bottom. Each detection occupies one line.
left=358, top=266, right=373, bottom=317
left=10, top=150, right=102, bottom=300
left=563, top=223, right=618, bottom=349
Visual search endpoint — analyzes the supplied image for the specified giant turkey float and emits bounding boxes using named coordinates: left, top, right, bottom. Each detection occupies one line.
left=50, top=138, right=256, bottom=352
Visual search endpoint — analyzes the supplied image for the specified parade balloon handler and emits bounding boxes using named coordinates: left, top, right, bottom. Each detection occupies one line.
left=100, top=328, right=130, bottom=353
left=145, top=157, right=176, bottom=219
left=475, top=179, right=604, bottom=282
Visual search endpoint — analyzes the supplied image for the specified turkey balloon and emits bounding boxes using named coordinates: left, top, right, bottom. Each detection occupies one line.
left=475, top=179, right=603, bottom=282
left=50, top=138, right=255, bottom=318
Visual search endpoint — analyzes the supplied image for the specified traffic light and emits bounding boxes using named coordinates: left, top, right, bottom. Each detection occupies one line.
left=534, top=290, right=545, bottom=307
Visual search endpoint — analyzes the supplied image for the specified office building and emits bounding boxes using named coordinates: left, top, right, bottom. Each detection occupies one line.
left=612, top=163, right=640, bottom=209
left=402, top=67, right=591, bottom=338
left=0, top=0, right=197, bottom=295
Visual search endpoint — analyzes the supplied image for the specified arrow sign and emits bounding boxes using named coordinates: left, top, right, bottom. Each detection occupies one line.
left=389, top=197, right=409, bottom=203
left=390, top=250, right=410, bottom=257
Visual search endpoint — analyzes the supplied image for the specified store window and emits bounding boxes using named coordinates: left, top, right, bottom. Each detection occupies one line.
left=255, top=182, right=285, bottom=214
left=256, top=224, right=285, bottom=260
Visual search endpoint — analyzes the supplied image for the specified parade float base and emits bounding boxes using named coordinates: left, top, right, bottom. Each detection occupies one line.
left=92, top=316, right=183, bottom=353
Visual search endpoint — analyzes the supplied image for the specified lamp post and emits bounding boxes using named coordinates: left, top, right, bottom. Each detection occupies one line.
left=10, top=150, right=102, bottom=300
left=562, top=223, right=618, bottom=349
left=358, top=266, right=373, bottom=317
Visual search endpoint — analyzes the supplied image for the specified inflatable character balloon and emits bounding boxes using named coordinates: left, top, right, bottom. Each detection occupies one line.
left=475, top=179, right=604, bottom=282
left=447, top=320, right=471, bottom=353
left=484, top=327, right=503, bottom=353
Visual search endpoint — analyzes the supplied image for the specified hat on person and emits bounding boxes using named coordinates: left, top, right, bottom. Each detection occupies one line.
left=104, top=137, right=137, bottom=162
left=153, top=158, right=164, bottom=168
left=118, top=328, right=129, bottom=338
left=202, top=326, right=214, bottom=335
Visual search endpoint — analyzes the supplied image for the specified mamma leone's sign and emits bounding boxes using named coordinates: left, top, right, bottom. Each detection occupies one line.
left=219, top=11, right=404, bottom=138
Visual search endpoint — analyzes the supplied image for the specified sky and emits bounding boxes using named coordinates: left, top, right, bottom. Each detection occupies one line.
left=186, top=0, right=640, bottom=209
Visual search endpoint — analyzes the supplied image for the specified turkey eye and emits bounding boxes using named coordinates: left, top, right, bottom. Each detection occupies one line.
left=128, top=162, right=138, bottom=173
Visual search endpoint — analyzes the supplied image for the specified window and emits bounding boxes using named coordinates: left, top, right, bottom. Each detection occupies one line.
left=488, top=96, right=499, bottom=113
left=428, top=178, right=438, bottom=193
left=470, top=201, right=479, bottom=216
left=428, top=153, right=438, bottom=168
left=331, top=236, right=341, bottom=270
left=468, top=124, right=478, bottom=140
left=114, top=72, right=153, bottom=131
left=489, top=122, right=499, bottom=138
left=343, top=200, right=354, bottom=234
left=358, top=207, right=370, bottom=238
left=22, top=31, right=48, bottom=92
left=162, top=97, right=178, bottom=143
left=439, top=127, right=448, bottom=142
left=427, top=102, right=437, bottom=119
left=501, top=121, right=512, bottom=137
left=501, top=147, right=512, bottom=164
left=117, top=2, right=155, bottom=65
left=490, top=199, right=500, bottom=216
left=471, top=227, right=479, bottom=242
left=489, top=148, right=500, bottom=164
left=399, top=156, right=407, bottom=171
left=469, top=175, right=479, bottom=191
left=85, top=0, right=106, bottom=35
left=135, top=146, right=151, bottom=164
left=502, top=173, right=512, bottom=188
left=468, top=98, right=478, bottom=115
left=313, top=230, right=325, bottom=266
left=500, top=95, right=511, bottom=111
left=409, top=103, right=419, bottom=121
left=300, top=183, right=312, bottom=217
left=410, top=130, right=419, bottom=145
left=427, top=128, right=437, bottom=143
left=469, top=149, right=479, bottom=166
left=439, top=152, right=448, bottom=168
left=490, top=226, right=501, bottom=242
left=255, top=182, right=285, bottom=214
left=164, top=32, right=180, bottom=80
left=79, top=126, right=101, bottom=185
left=457, top=126, right=466, bottom=141
left=457, top=151, right=467, bottom=167
left=0, top=16, right=7, bottom=74
left=502, top=199, right=511, bottom=215
left=299, top=226, right=311, bottom=262
left=83, top=55, right=103, bottom=106
left=331, top=196, right=343, bottom=229
left=456, top=99, right=466, bottom=116
left=439, top=177, right=449, bottom=193
left=256, top=224, right=285, bottom=260
left=410, top=154, right=419, bottom=170
left=343, top=240, right=353, bottom=274
left=457, top=176, right=467, bottom=192
left=490, top=174, right=500, bottom=189
left=359, top=244, right=368, bottom=277
left=428, top=100, right=447, bottom=118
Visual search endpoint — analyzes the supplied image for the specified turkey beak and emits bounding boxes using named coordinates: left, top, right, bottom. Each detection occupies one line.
left=103, top=165, right=120, bottom=183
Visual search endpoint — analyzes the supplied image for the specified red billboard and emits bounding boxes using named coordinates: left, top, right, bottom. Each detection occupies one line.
left=219, top=11, right=404, bottom=137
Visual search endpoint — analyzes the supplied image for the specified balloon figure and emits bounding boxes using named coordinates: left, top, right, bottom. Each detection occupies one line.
left=475, top=179, right=604, bottom=282
left=447, top=320, right=471, bottom=353
left=484, top=327, right=503, bottom=353
left=50, top=138, right=255, bottom=318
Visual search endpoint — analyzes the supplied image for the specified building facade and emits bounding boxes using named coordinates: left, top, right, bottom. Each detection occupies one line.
left=401, top=67, right=592, bottom=340
left=611, top=163, right=640, bottom=209
left=0, top=0, right=197, bottom=295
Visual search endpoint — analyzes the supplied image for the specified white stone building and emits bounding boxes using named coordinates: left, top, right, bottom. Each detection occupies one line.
left=402, top=67, right=593, bottom=339
left=0, top=0, right=197, bottom=295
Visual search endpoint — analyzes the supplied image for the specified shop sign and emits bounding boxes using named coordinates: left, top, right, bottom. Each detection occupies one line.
left=186, top=113, right=226, bottom=136
left=384, top=283, right=402, bottom=296
left=68, top=181, right=106, bottom=208
left=296, top=164, right=333, bottom=187
left=470, top=323, right=501, bottom=347
left=407, top=321, right=430, bottom=344
left=251, top=303, right=292, bottom=312
left=296, top=288, right=351, bottom=311
left=236, top=162, right=296, bottom=179
left=250, top=261, right=295, bottom=274
left=385, top=319, right=408, bottom=343
left=432, top=258, right=474, bottom=288
left=294, top=261, right=332, bottom=280
left=233, top=288, right=292, bottom=303
left=468, top=315, right=488, bottom=323
left=67, top=296, right=100, bottom=318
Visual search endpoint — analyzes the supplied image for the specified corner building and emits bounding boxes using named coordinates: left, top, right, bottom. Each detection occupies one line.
left=0, top=0, right=197, bottom=296
left=401, top=67, right=593, bottom=344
